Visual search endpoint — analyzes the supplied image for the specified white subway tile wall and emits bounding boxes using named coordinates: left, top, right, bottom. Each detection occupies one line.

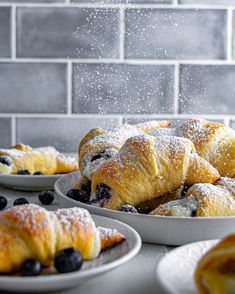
left=0, top=0, right=234, bottom=151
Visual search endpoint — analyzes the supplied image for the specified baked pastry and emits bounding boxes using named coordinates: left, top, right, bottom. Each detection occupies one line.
left=79, top=120, right=170, bottom=179
left=195, top=234, right=235, bottom=294
left=0, top=143, right=79, bottom=175
left=151, top=118, right=235, bottom=178
left=90, top=135, right=220, bottom=210
left=150, top=183, right=235, bottom=217
left=215, top=177, right=235, bottom=198
left=0, top=204, right=124, bottom=273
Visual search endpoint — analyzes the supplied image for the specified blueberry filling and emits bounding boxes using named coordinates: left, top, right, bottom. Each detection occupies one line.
left=90, top=184, right=111, bottom=205
left=67, top=189, right=90, bottom=204
left=120, top=205, right=138, bottom=214
left=80, top=179, right=91, bottom=196
left=0, top=156, right=11, bottom=166
left=17, top=170, right=30, bottom=175
left=191, top=210, right=197, bottom=217
left=90, top=151, right=112, bottom=163
left=34, top=171, right=44, bottom=175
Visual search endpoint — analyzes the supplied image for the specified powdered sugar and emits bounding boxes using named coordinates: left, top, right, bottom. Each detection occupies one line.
left=98, top=226, right=121, bottom=240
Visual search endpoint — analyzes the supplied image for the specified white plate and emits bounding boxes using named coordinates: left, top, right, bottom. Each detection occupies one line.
left=156, top=239, right=219, bottom=294
left=0, top=214, right=141, bottom=293
left=55, top=172, right=235, bottom=245
left=0, top=174, right=64, bottom=191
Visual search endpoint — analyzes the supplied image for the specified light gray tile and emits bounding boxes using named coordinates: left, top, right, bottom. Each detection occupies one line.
left=0, top=0, right=64, bottom=2
left=73, top=63, right=174, bottom=114
left=180, top=65, right=235, bottom=115
left=128, top=0, right=172, bottom=3
left=231, top=121, right=235, bottom=130
left=17, top=8, right=119, bottom=58
left=125, top=9, right=227, bottom=59
left=0, top=8, right=11, bottom=58
left=72, top=0, right=124, bottom=2
left=180, top=0, right=235, bottom=4
left=0, top=63, right=67, bottom=113
left=0, top=118, right=11, bottom=148
left=16, top=117, right=121, bottom=153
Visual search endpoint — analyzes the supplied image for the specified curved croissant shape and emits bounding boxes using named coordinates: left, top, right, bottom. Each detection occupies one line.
left=90, top=135, right=220, bottom=210
left=195, top=234, right=235, bottom=294
left=0, top=144, right=79, bottom=175
left=151, top=183, right=235, bottom=217
left=151, top=119, right=235, bottom=178
left=79, top=120, right=170, bottom=180
left=0, top=204, right=124, bottom=273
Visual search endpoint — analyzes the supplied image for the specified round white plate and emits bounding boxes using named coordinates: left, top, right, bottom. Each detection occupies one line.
left=0, top=174, right=64, bottom=191
left=0, top=214, right=141, bottom=293
left=156, top=239, right=219, bottom=294
left=55, top=172, right=235, bottom=245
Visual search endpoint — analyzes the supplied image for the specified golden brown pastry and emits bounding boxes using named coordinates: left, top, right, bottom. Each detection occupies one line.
left=151, top=183, right=235, bottom=217
left=195, top=234, right=235, bottom=294
left=0, top=143, right=79, bottom=175
left=79, top=120, right=170, bottom=179
left=0, top=204, right=124, bottom=273
left=215, top=177, right=235, bottom=198
left=90, top=135, right=220, bottom=210
left=151, top=118, right=235, bottom=178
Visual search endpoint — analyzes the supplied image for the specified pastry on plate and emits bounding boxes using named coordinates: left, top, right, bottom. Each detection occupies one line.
left=79, top=120, right=170, bottom=180
left=0, top=143, right=79, bottom=175
left=90, top=135, right=220, bottom=210
left=0, top=204, right=124, bottom=273
left=195, top=233, right=235, bottom=294
left=151, top=118, right=235, bottom=178
left=150, top=183, right=235, bottom=217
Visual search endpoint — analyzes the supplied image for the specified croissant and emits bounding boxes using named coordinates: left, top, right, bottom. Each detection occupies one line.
left=78, top=120, right=170, bottom=179
left=151, top=182, right=235, bottom=217
left=151, top=118, right=235, bottom=178
left=0, top=143, right=79, bottom=175
left=0, top=204, right=124, bottom=273
left=195, top=234, right=235, bottom=294
left=90, top=135, right=220, bottom=210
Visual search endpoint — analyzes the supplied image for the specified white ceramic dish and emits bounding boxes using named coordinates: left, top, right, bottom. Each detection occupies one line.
left=55, top=172, right=235, bottom=245
left=0, top=214, right=141, bottom=293
left=0, top=174, right=64, bottom=191
left=156, top=239, right=219, bottom=294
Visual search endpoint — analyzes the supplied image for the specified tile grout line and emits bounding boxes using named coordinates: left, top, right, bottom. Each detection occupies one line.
left=227, top=8, right=233, bottom=61
left=67, top=61, right=72, bottom=115
left=173, top=63, right=180, bottom=114
left=119, top=7, right=125, bottom=61
left=11, top=4, right=16, bottom=60
left=11, top=116, right=16, bottom=146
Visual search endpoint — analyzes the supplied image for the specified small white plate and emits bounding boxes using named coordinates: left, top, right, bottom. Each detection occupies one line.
left=55, top=172, right=235, bottom=245
left=156, top=239, right=219, bottom=294
left=0, top=174, right=64, bottom=191
left=0, top=214, right=141, bottom=293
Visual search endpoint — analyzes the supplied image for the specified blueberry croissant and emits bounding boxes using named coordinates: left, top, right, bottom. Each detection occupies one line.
left=90, top=135, right=220, bottom=210
left=78, top=120, right=170, bottom=180
left=0, top=204, right=124, bottom=273
left=195, top=233, right=235, bottom=294
left=152, top=118, right=235, bottom=178
left=0, top=143, right=79, bottom=175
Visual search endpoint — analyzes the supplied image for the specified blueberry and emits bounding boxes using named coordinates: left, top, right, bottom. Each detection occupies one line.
left=38, top=191, right=54, bottom=205
left=0, top=196, right=7, bottom=210
left=95, top=184, right=111, bottom=201
left=90, top=151, right=111, bottom=163
left=0, top=156, right=12, bottom=166
left=80, top=179, right=91, bottom=196
left=17, top=170, right=30, bottom=175
left=120, top=205, right=138, bottom=214
left=33, top=171, right=44, bottom=175
left=54, top=248, right=83, bottom=273
left=21, top=259, right=42, bottom=276
left=191, top=210, right=197, bottom=217
left=13, top=198, right=29, bottom=206
left=66, top=189, right=90, bottom=204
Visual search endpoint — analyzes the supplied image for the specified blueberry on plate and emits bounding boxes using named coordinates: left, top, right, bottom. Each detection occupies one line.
left=17, top=170, right=30, bottom=175
left=38, top=191, right=54, bottom=205
left=33, top=171, right=44, bottom=175
left=54, top=248, right=83, bottom=273
left=13, top=197, right=29, bottom=206
left=21, top=259, right=42, bottom=276
left=0, top=196, right=7, bottom=210
left=66, top=189, right=90, bottom=204
left=120, top=205, right=138, bottom=214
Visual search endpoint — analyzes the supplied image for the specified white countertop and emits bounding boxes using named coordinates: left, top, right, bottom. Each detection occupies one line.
left=0, top=186, right=172, bottom=294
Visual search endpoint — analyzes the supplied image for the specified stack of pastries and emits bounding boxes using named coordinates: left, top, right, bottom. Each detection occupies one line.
left=72, top=118, right=235, bottom=217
